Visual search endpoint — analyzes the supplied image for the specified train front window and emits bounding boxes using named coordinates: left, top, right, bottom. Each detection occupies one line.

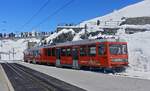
left=109, top=44, right=127, bottom=55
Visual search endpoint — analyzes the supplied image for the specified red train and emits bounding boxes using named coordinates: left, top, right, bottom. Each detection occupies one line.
left=23, top=39, right=128, bottom=72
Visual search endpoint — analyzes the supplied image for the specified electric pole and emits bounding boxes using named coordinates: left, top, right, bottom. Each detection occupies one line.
left=12, top=48, right=15, bottom=61
left=85, top=24, right=88, bottom=39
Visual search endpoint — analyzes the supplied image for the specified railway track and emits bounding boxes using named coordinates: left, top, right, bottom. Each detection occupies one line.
left=1, top=63, right=85, bottom=91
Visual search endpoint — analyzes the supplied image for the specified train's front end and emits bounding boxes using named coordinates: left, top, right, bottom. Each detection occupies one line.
left=108, top=40, right=128, bottom=70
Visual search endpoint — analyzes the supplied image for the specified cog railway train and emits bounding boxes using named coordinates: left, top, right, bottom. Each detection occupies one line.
left=23, top=39, right=128, bottom=72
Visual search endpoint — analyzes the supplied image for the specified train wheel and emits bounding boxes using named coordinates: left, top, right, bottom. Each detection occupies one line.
left=35, top=61, right=39, bottom=64
left=103, top=68, right=107, bottom=73
left=47, top=62, right=51, bottom=66
left=112, top=69, right=116, bottom=74
left=102, top=68, right=109, bottom=74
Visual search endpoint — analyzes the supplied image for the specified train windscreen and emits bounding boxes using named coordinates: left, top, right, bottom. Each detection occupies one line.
left=109, top=44, right=127, bottom=55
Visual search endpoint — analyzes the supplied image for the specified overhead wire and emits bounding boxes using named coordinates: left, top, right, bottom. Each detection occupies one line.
left=20, top=0, right=51, bottom=30
left=31, top=0, right=75, bottom=30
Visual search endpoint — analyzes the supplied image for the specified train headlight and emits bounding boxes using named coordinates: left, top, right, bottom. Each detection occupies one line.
left=111, top=58, right=128, bottom=62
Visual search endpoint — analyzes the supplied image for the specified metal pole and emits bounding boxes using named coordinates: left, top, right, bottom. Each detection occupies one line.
left=12, top=48, right=14, bottom=61
left=9, top=51, right=10, bottom=61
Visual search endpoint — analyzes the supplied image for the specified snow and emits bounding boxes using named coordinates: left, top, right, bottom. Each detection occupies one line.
left=73, top=29, right=85, bottom=41
left=0, top=38, right=40, bottom=62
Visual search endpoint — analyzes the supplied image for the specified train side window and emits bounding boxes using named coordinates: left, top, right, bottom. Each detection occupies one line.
left=66, top=48, right=71, bottom=56
left=80, top=47, right=87, bottom=56
left=47, top=48, right=51, bottom=56
left=52, top=48, right=55, bottom=56
left=88, top=46, right=96, bottom=56
left=61, top=48, right=66, bottom=56
left=98, top=44, right=105, bottom=55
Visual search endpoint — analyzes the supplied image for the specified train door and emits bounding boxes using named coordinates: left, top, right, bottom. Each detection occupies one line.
left=88, top=45, right=97, bottom=67
left=56, top=48, right=61, bottom=67
left=72, top=48, right=80, bottom=69
left=97, top=43, right=108, bottom=67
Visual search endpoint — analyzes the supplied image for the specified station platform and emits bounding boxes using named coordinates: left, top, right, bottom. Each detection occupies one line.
left=0, top=65, right=12, bottom=91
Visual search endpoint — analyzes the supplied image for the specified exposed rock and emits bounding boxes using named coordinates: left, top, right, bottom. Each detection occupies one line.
left=52, top=32, right=74, bottom=43
left=125, top=28, right=147, bottom=34
left=102, top=28, right=119, bottom=35
left=120, top=17, right=150, bottom=25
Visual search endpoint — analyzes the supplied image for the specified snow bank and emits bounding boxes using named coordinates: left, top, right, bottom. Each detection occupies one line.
left=118, top=31, right=150, bottom=79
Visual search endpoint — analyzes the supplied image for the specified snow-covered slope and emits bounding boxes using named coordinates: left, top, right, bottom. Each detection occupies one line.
left=81, top=0, right=150, bottom=26
left=0, top=38, right=40, bottom=62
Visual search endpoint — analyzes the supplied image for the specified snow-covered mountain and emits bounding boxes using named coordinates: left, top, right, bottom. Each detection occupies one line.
left=81, top=0, right=150, bottom=25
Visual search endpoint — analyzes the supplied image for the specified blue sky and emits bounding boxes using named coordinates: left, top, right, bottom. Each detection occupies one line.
left=0, top=0, right=142, bottom=33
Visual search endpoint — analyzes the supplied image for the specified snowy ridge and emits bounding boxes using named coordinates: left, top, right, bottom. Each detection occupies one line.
left=81, top=0, right=150, bottom=26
